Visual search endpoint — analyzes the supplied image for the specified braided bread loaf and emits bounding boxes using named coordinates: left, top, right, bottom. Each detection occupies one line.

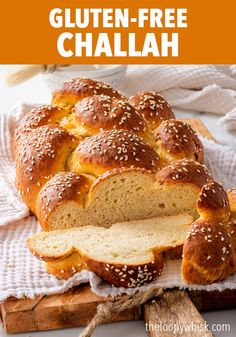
left=14, top=78, right=236, bottom=286
left=14, top=78, right=204, bottom=229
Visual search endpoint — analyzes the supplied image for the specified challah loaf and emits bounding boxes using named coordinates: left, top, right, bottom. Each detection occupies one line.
left=14, top=78, right=205, bottom=228
left=13, top=77, right=236, bottom=287
left=27, top=213, right=193, bottom=285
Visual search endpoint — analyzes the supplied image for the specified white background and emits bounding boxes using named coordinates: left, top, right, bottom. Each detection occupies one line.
left=0, top=66, right=235, bottom=337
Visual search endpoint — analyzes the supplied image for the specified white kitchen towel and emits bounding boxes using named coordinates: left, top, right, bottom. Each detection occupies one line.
left=0, top=103, right=236, bottom=301
left=124, top=65, right=236, bottom=130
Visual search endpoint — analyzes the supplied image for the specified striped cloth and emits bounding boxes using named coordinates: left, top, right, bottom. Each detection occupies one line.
left=124, top=65, right=236, bottom=130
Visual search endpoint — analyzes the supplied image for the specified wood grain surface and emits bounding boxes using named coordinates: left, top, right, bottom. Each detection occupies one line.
left=144, top=290, right=214, bottom=337
left=1, top=119, right=235, bottom=334
left=0, top=285, right=141, bottom=333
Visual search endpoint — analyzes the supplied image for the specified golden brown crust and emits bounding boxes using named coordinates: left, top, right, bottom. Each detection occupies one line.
left=14, top=104, right=68, bottom=135
left=182, top=219, right=236, bottom=284
left=31, top=244, right=163, bottom=286
left=197, top=181, right=231, bottom=221
left=156, top=159, right=212, bottom=188
left=75, top=95, right=146, bottom=136
left=182, top=180, right=236, bottom=285
left=15, top=125, right=78, bottom=213
left=225, top=219, right=236, bottom=253
left=83, top=253, right=163, bottom=288
left=164, top=245, right=183, bottom=260
left=13, top=105, right=69, bottom=154
left=27, top=231, right=74, bottom=263
left=52, top=78, right=126, bottom=109
left=227, top=189, right=236, bottom=216
left=45, top=251, right=88, bottom=279
left=155, top=120, right=204, bottom=165
left=69, top=130, right=160, bottom=176
left=36, top=172, right=92, bottom=230
left=129, top=91, right=175, bottom=130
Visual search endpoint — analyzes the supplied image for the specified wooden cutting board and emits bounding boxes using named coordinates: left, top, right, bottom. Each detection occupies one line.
left=1, top=118, right=236, bottom=334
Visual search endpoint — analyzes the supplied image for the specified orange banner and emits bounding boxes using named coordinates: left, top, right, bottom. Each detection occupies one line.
left=0, top=0, right=235, bottom=64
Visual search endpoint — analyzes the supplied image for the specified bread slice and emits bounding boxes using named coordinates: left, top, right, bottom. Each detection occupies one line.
left=27, top=213, right=193, bottom=287
left=36, top=160, right=212, bottom=231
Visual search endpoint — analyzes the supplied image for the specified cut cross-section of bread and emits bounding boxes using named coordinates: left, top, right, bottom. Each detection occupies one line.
left=36, top=160, right=212, bottom=231
left=27, top=213, right=193, bottom=287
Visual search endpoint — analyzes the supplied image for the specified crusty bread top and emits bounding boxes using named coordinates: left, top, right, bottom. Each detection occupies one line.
left=185, top=218, right=233, bottom=269
left=197, top=181, right=231, bottom=221
left=180, top=177, right=236, bottom=285
left=68, top=129, right=160, bottom=176
left=15, top=125, right=78, bottom=213
left=52, top=78, right=125, bottom=109
left=13, top=105, right=69, bottom=153
left=14, top=105, right=68, bottom=137
left=181, top=177, right=236, bottom=284
left=36, top=172, right=93, bottom=222
left=75, top=95, right=147, bottom=136
left=15, top=125, right=77, bottom=176
left=13, top=78, right=206, bottom=226
left=129, top=91, right=174, bottom=129
left=155, top=120, right=204, bottom=163
left=156, top=159, right=212, bottom=188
